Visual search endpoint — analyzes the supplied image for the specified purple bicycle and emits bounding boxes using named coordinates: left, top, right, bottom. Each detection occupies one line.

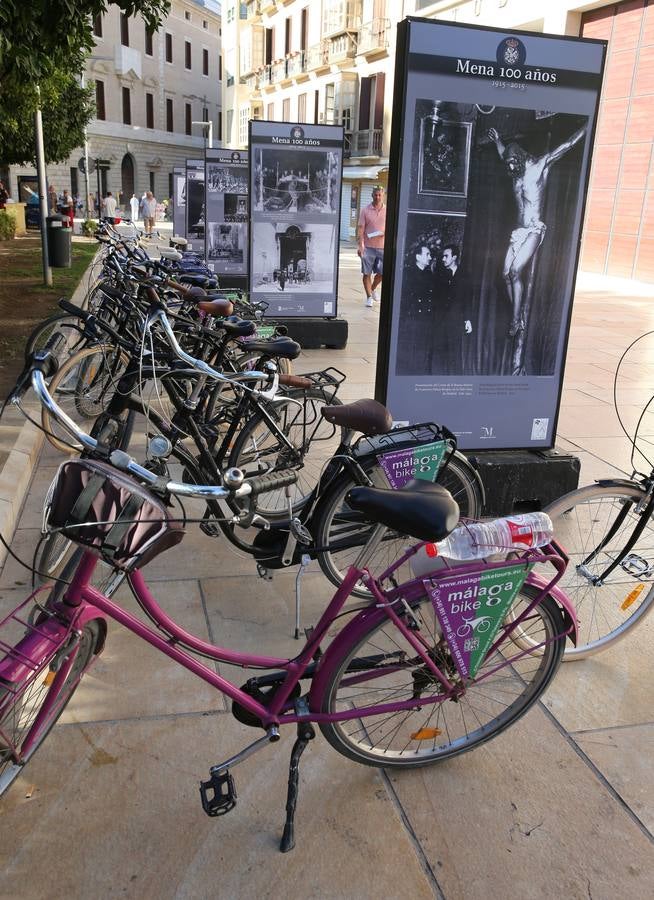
left=0, top=362, right=577, bottom=852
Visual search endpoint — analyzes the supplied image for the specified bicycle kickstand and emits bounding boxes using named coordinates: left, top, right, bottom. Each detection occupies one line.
left=280, top=701, right=315, bottom=853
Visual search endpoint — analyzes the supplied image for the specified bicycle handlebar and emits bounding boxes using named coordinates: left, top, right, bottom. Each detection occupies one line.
left=27, top=370, right=297, bottom=501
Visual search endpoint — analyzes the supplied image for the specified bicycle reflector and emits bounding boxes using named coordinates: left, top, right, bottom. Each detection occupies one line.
left=621, top=583, right=645, bottom=611
left=410, top=728, right=443, bottom=741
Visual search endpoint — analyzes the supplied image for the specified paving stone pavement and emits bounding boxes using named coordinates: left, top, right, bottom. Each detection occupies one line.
left=0, top=244, right=652, bottom=899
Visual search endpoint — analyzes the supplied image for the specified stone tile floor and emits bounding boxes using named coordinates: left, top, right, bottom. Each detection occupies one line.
left=0, top=246, right=652, bottom=899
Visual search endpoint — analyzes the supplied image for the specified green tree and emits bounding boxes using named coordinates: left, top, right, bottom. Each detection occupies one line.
left=0, top=1, right=171, bottom=87
left=0, top=0, right=170, bottom=165
left=0, top=73, right=96, bottom=166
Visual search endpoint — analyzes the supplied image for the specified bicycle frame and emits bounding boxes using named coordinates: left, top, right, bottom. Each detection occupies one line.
left=11, top=536, right=576, bottom=738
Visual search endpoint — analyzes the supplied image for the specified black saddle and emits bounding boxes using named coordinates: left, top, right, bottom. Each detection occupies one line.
left=245, top=336, right=301, bottom=361
left=346, top=480, right=460, bottom=542
left=179, top=274, right=218, bottom=289
left=220, top=316, right=256, bottom=338
left=321, top=399, right=392, bottom=436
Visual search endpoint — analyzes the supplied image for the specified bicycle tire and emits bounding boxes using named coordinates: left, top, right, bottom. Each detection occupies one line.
left=0, top=619, right=102, bottom=795
left=227, top=389, right=344, bottom=519
left=544, top=482, right=654, bottom=659
left=41, top=344, right=129, bottom=453
left=318, top=588, right=565, bottom=768
left=24, top=312, right=87, bottom=364
left=314, top=452, right=483, bottom=598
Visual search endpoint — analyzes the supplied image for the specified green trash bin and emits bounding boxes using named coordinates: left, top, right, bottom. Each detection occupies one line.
left=46, top=214, right=72, bottom=268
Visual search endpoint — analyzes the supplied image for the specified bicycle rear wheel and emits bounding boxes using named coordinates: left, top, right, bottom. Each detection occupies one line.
left=318, top=588, right=565, bottom=767
left=314, top=453, right=483, bottom=597
left=544, top=482, right=654, bottom=659
left=0, top=619, right=102, bottom=795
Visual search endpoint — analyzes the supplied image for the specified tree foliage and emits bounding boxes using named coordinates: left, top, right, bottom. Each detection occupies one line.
left=0, top=1, right=171, bottom=87
left=0, top=1, right=170, bottom=166
left=0, top=72, right=96, bottom=166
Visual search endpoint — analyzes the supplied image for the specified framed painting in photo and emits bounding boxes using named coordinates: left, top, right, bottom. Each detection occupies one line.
left=418, top=118, right=472, bottom=198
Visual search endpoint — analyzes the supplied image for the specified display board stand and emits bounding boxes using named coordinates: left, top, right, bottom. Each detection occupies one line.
left=468, top=448, right=580, bottom=517
left=272, top=317, right=348, bottom=350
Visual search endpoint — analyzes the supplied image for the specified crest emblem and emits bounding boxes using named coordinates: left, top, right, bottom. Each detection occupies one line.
left=290, top=126, right=305, bottom=140
left=496, top=36, right=526, bottom=67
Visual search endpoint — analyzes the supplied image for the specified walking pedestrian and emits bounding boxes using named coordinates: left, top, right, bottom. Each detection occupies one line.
left=102, top=191, right=117, bottom=224
left=357, top=185, right=386, bottom=309
left=0, top=180, right=8, bottom=210
left=142, top=191, right=157, bottom=237
left=129, top=193, right=140, bottom=223
left=61, top=189, right=75, bottom=228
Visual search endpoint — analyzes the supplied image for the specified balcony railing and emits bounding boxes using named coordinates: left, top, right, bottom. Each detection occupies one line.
left=306, top=41, right=330, bottom=70
left=286, top=50, right=306, bottom=77
left=358, top=18, right=390, bottom=54
left=352, top=128, right=383, bottom=157
left=245, top=0, right=261, bottom=18
left=271, top=60, right=287, bottom=82
left=328, top=34, right=357, bottom=63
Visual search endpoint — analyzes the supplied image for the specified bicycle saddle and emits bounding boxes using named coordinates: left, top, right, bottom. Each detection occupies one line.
left=346, top=480, right=460, bottom=542
left=244, top=336, right=301, bottom=360
left=321, top=399, right=392, bottom=436
left=178, top=274, right=218, bottom=289
left=219, top=316, right=256, bottom=338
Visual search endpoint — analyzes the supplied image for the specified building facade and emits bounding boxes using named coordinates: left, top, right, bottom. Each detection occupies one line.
left=415, top=0, right=654, bottom=284
left=5, top=0, right=222, bottom=213
left=223, top=0, right=653, bottom=282
left=222, top=0, right=397, bottom=239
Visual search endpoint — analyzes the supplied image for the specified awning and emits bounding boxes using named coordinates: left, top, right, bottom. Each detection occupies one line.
left=341, top=165, right=388, bottom=181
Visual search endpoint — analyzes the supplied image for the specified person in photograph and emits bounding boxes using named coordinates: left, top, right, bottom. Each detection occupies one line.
left=433, top=244, right=472, bottom=373
left=405, top=243, right=436, bottom=371
left=357, top=185, right=386, bottom=309
left=487, top=124, right=586, bottom=340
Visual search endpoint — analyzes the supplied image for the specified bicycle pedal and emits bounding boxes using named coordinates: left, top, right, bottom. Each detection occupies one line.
left=199, top=769, right=237, bottom=817
left=199, top=520, right=222, bottom=538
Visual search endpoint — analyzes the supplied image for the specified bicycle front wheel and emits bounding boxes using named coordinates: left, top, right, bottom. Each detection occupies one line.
left=318, top=588, right=565, bottom=768
left=545, top=482, right=654, bottom=659
left=228, top=389, right=344, bottom=518
left=41, top=344, right=129, bottom=453
left=0, top=620, right=101, bottom=795
left=314, top=453, right=483, bottom=597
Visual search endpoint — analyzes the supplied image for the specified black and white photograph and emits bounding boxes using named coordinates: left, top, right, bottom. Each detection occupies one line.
left=207, top=164, right=248, bottom=195
left=224, top=194, right=248, bottom=222
left=207, top=223, right=245, bottom=264
left=186, top=170, right=205, bottom=238
left=252, top=148, right=339, bottom=214
left=251, top=222, right=336, bottom=293
left=418, top=105, right=472, bottom=197
left=396, top=213, right=467, bottom=376
left=399, top=100, right=589, bottom=378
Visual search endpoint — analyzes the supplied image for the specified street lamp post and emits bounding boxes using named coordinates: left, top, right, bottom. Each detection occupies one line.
left=192, top=121, right=213, bottom=149
left=34, top=87, right=52, bottom=286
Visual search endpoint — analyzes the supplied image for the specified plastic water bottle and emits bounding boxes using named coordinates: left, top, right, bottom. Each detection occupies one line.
left=410, top=512, right=554, bottom=577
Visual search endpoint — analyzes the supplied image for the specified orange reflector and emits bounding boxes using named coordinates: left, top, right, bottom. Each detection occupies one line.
left=43, top=671, right=56, bottom=686
left=621, top=584, right=645, bottom=610
left=410, top=727, right=442, bottom=741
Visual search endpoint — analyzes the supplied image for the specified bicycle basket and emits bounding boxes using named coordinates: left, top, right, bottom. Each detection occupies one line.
left=45, top=459, right=184, bottom=571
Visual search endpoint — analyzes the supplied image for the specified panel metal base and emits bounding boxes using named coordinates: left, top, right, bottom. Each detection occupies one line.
left=467, top=448, right=581, bottom=517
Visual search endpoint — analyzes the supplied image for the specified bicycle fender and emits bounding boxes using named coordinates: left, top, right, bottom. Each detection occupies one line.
left=525, top=573, right=578, bottom=646
left=307, top=603, right=397, bottom=712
